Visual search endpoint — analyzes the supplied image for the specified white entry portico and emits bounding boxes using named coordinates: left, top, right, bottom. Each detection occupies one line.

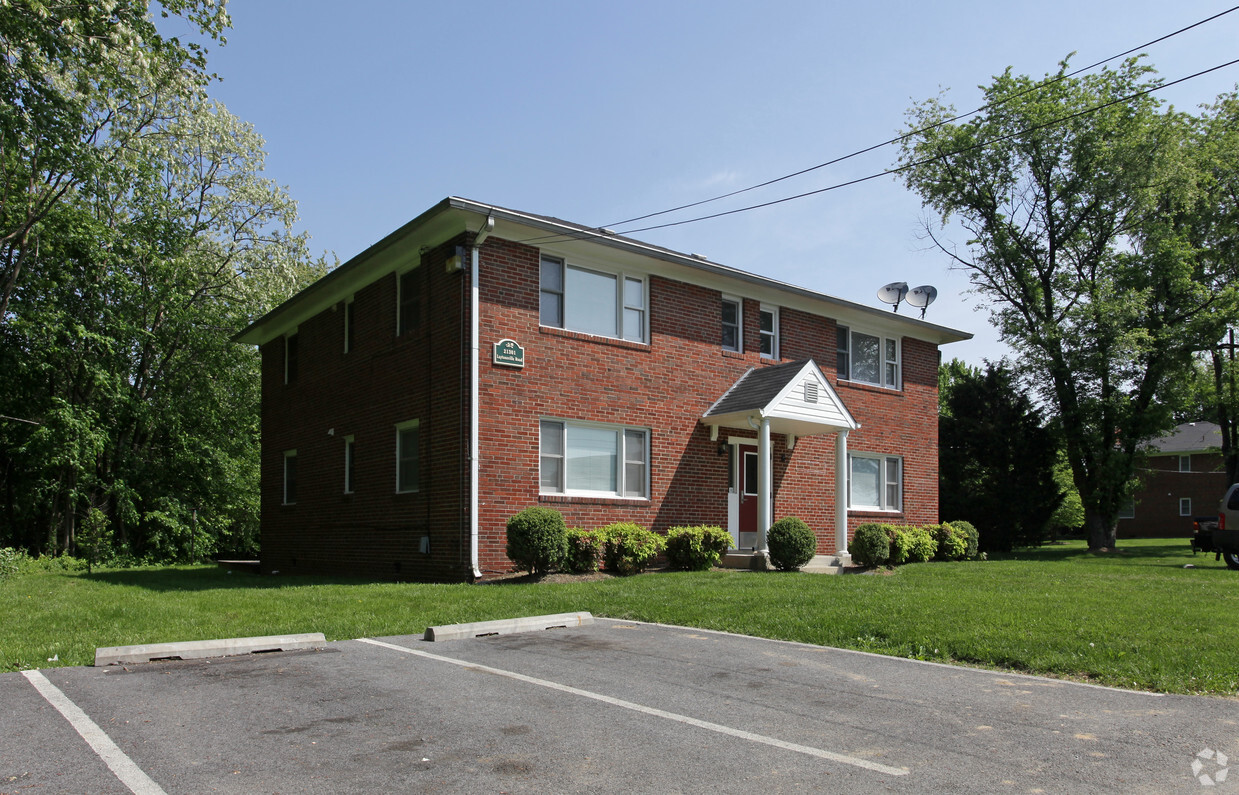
left=701, top=359, right=858, bottom=560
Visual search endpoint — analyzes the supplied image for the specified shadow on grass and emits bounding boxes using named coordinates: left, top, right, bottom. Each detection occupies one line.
left=83, top=567, right=383, bottom=592
left=988, top=538, right=1229, bottom=569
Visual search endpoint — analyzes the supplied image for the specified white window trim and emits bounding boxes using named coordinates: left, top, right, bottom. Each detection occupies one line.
left=539, top=254, right=649, bottom=344
left=838, top=326, right=901, bottom=390
left=343, top=435, right=355, bottom=494
left=1179, top=455, right=1191, bottom=473
left=721, top=294, right=743, bottom=353
left=759, top=304, right=779, bottom=360
left=1180, top=497, right=1192, bottom=516
left=283, top=449, right=298, bottom=505
left=395, top=419, right=420, bottom=494
left=539, top=418, right=650, bottom=499
left=847, top=452, right=902, bottom=512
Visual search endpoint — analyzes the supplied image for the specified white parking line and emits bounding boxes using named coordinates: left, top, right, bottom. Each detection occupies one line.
left=357, top=637, right=908, bottom=777
left=22, top=670, right=167, bottom=795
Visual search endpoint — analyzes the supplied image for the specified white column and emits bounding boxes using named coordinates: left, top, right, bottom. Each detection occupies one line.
left=835, top=429, right=849, bottom=554
left=757, top=415, right=772, bottom=552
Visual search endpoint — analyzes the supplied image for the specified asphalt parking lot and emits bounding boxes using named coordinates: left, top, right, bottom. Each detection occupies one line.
left=2, top=618, right=1236, bottom=793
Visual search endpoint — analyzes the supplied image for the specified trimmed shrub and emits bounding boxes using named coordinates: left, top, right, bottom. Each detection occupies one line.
left=601, top=522, right=665, bottom=575
left=947, top=520, right=981, bottom=560
left=766, top=516, right=817, bottom=571
left=929, top=523, right=968, bottom=561
left=665, top=525, right=731, bottom=571
left=850, top=523, right=891, bottom=567
left=888, top=526, right=912, bottom=565
left=564, top=528, right=605, bottom=574
left=902, top=526, right=937, bottom=563
left=505, top=507, right=568, bottom=575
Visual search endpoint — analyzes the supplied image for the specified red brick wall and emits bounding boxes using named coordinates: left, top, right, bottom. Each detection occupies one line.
left=473, top=238, right=943, bottom=575
left=258, top=233, right=945, bottom=581
left=259, top=238, right=471, bottom=581
left=1119, top=452, right=1227, bottom=538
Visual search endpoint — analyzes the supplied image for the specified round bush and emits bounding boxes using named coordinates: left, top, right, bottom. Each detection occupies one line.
left=930, top=523, right=968, bottom=561
left=947, top=520, right=980, bottom=559
left=766, top=516, right=817, bottom=571
left=505, top=507, right=567, bottom=575
left=665, top=525, right=732, bottom=571
left=564, top=528, right=604, bottom=573
left=902, top=526, right=937, bottom=563
left=601, top=522, right=665, bottom=575
left=850, top=523, right=890, bottom=567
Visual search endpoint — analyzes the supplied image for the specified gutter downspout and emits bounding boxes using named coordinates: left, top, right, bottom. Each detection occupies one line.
left=469, top=214, right=494, bottom=580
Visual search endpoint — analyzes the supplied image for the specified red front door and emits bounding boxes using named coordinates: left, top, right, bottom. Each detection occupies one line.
left=739, top=445, right=758, bottom=549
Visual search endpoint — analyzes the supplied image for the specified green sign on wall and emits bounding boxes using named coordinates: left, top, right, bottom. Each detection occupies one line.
left=493, top=338, right=525, bottom=368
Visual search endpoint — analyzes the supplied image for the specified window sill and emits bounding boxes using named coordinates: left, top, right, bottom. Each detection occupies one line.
left=721, top=349, right=745, bottom=359
left=539, top=325, right=649, bottom=351
left=539, top=494, right=651, bottom=506
left=848, top=508, right=903, bottom=516
left=837, top=379, right=901, bottom=394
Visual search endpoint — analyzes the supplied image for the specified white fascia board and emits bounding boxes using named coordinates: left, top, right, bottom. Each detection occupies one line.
left=764, top=360, right=859, bottom=430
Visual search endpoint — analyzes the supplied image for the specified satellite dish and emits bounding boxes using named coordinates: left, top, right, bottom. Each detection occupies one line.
left=906, top=285, right=937, bottom=318
left=877, top=282, right=909, bottom=312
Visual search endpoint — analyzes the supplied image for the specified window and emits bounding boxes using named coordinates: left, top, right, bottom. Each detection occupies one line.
left=759, top=305, right=778, bottom=359
left=721, top=296, right=742, bottom=352
left=1118, top=499, right=1136, bottom=519
left=837, top=326, right=900, bottom=389
left=344, top=435, right=355, bottom=494
left=284, top=333, right=299, bottom=384
left=344, top=298, right=355, bottom=353
left=848, top=453, right=901, bottom=511
left=540, top=419, right=648, bottom=498
left=1180, top=497, right=1192, bottom=517
left=539, top=255, right=647, bottom=343
left=398, top=270, right=420, bottom=335
left=283, top=450, right=298, bottom=505
left=1179, top=455, right=1191, bottom=473
left=396, top=420, right=420, bottom=493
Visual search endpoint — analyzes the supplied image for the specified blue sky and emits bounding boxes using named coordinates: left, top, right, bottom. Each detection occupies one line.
left=174, top=2, right=1239, bottom=366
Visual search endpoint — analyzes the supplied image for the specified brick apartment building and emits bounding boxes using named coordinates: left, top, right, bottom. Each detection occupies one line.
left=235, top=197, right=971, bottom=581
left=1118, top=421, right=1229, bottom=539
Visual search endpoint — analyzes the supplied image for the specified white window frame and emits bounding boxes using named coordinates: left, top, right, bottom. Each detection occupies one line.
left=539, top=418, right=649, bottom=499
left=539, top=254, right=648, bottom=344
left=343, top=435, right=355, bottom=494
left=395, top=419, right=420, bottom=494
left=1180, top=497, right=1192, bottom=517
left=837, top=326, right=901, bottom=389
left=1179, top=455, right=1191, bottom=473
left=721, top=295, right=743, bottom=352
left=759, top=304, right=779, bottom=360
left=847, top=452, right=902, bottom=512
left=283, top=449, right=298, bottom=505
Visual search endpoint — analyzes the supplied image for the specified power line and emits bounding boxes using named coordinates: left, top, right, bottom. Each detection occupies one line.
left=515, top=6, right=1239, bottom=248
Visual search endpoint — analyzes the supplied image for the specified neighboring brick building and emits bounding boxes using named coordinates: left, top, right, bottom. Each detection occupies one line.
left=1119, top=422, right=1229, bottom=539
left=235, top=198, right=971, bottom=581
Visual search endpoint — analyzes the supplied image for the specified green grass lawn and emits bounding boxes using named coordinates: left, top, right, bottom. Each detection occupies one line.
left=3, top=538, right=1237, bottom=695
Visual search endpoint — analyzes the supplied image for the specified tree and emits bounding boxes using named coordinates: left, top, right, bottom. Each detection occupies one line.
left=899, top=58, right=1239, bottom=550
left=939, top=359, right=1062, bottom=552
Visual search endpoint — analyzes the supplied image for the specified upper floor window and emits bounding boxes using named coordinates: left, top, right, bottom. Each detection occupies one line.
left=398, top=270, right=420, bottom=336
left=721, top=296, right=742, bottom=352
left=284, top=333, right=299, bottom=384
left=1179, top=455, right=1191, bottom=473
left=540, top=255, right=646, bottom=343
left=759, top=305, right=778, bottom=359
left=848, top=453, right=900, bottom=511
left=540, top=419, right=648, bottom=498
left=837, top=326, right=900, bottom=389
left=396, top=419, right=420, bottom=493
